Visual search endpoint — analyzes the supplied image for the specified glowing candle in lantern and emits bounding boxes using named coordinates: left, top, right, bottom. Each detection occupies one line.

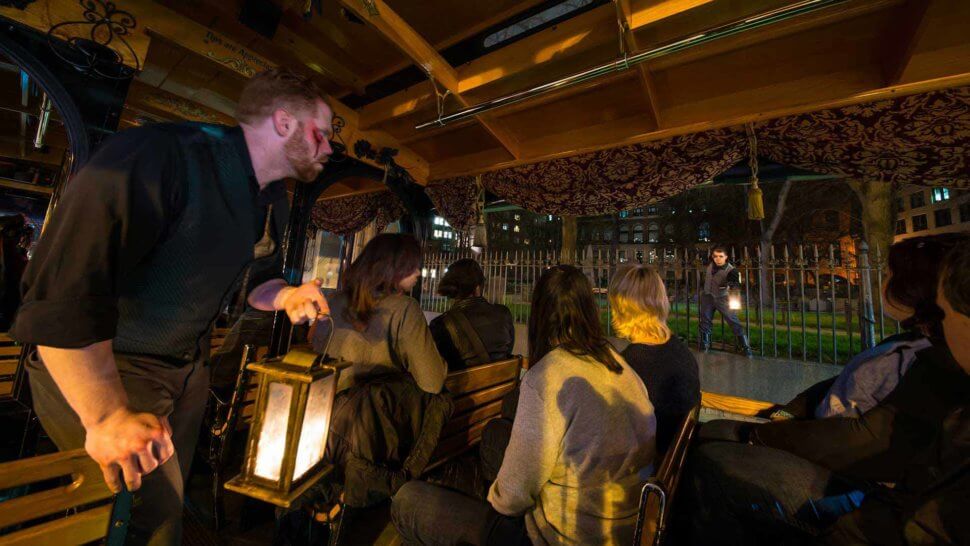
left=728, top=287, right=742, bottom=310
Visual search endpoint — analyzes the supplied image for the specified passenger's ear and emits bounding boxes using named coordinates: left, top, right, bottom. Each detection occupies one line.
left=271, top=109, right=295, bottom=138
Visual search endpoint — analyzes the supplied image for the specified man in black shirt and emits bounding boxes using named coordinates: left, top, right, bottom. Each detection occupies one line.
left=699, top=245, right=752, bottom=356
left=11, top=69, right=333, bottom=545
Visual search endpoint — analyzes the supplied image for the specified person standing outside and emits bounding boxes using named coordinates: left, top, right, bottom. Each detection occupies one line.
left=11, top=68, right=334, bottom=545
left=699, top=245, right=753, bottom=356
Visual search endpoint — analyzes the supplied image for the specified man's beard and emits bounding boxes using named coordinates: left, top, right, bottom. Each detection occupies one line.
left=284, top=124, right=322, bottom=182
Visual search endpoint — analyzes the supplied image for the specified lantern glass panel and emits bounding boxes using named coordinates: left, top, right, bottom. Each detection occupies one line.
left=293, top=375, right=336, bottom=480
left=253, top=381, right=294, bottom=481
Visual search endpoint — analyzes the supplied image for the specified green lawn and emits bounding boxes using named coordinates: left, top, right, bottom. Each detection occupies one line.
left=424, top=295, right=880, bottom=365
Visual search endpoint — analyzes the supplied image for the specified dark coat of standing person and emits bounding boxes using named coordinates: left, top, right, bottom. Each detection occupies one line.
left=11, top=68, right=335, bottom=546
left=430, top=258, right=514, bottom=371
left=698, top=245, right=752, bottom=356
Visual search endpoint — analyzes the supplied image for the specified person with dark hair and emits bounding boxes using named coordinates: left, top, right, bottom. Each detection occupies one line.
left=817, top=238, right=970, bottom=546
left=13, top=68, right=333, bottom=545
left=429, top=258, right=514, bottom=371
left=311, top=232, right=446, bottom=393
left=683, top=235, right=970, bottom=545
left=769, top=233, right=964, bottom=421
left=392, top=265, right=656, bottom=546
left=699, top=245, right=752, bottom=356
left=306, top=233, right=451, bottom=509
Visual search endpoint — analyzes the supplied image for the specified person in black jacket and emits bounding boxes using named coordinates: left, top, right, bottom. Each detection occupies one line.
left=699, top=245, right=751, bottom=356
left=429, top=258, right=514, bottom=371
left=610, top=264, right=699, bottom=453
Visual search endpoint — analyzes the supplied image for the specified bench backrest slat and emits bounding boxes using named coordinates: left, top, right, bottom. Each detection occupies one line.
left=0, top=449, right=114, bottom=544
left=428, top=356, right=523, bottom=470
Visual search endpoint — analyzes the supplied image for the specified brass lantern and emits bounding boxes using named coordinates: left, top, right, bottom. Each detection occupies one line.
left=728, top=287, right=743, bottom=311
left=225, top=345, right=349, bottom=508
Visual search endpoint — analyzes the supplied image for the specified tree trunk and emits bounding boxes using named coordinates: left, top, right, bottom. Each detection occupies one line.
left=561, top=215, right=577, bottom=264
left=847, top=179, right=895, bottom=260
left=758, top=179, right=793, bottom=305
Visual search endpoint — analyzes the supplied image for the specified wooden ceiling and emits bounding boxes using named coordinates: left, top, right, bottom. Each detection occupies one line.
left=2, top=0, right=968, bottom=196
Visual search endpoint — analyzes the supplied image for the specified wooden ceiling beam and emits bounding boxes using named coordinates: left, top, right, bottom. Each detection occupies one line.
left=339, top=0, right=521, bottom=159
left=430, top=70, right=970, bottom=180
left=883, top=0, right=932, bottom=85
left=617, top=0, right=663, bottom=128
left=356, top=0, right=550, bottom=90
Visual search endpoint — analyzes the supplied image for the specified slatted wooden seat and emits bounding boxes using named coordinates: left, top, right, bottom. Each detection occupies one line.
left=633, top=405, right=700, bottom=546
left=0, top=332, right=23, bottom=400
left=0, top=448, right=126, bottom=546
left=426, top=356, right=524, bottom=472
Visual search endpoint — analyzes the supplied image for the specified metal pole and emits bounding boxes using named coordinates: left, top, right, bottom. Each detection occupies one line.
left=858, top=241, right=876, bottom=350
left=415, top=0, right=850, bottom=129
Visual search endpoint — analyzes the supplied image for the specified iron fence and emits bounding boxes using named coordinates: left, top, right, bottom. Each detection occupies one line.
left=419, top=242, right=894, bottom=365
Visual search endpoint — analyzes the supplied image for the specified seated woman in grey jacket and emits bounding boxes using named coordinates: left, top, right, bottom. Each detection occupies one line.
left=392, top=265, right=656, bottom=546
left=312, top=232, right=446, bottom=394
left=430, top=259, right=514, bottom=371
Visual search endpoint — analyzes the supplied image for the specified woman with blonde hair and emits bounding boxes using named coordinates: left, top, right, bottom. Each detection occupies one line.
left=610, top=264, right=699, bottom=452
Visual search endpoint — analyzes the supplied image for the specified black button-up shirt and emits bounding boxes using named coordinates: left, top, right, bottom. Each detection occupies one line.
left=11, top=124, right=286, bottom=351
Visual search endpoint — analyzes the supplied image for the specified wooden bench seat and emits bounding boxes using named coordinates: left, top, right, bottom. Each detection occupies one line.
left=426, top=356, right=523, bottom=472
left=0, top=332, right=23, bottom=399
left=0, top=448, right=127, bottom=546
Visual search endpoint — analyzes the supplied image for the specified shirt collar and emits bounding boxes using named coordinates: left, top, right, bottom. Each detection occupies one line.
left=227, top=125, right=286, bottom=204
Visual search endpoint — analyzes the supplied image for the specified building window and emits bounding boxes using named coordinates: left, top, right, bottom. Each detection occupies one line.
left=961, top=202, right=970, bottom=223
left=513, top=225, right=520, bottom=233
left=636, top=250, right=644, bottom=263
left=647, top=205, right=658, bottom=215
left=934, top=208, right=952, bottom=227
left=618, top=250, right=627, bottom=262
left=514, top=214, right=521, bottom=221
left=895, top=219, right=907, bottom=235
left=910, top=191, right=926, bottom=209
left=502, top=223, right=509, bottom=231
left=619, top=210, right=629, bottom=219
left=633, top=208, right=643, bottom=216
left=912, top=214, right=928, bottom=231
left=698, top=222, right=711, bottom=242
left=633, top=224, right=644, bottom=243
left=603, top=229, right=612, bottom=241
left=931, top=188, right=950, bottom=203
left=647, top=223, right=660, bottom=243
left=895, top=197, right=904, bottom=213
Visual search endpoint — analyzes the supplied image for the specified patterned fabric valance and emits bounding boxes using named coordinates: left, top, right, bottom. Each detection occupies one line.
left=427, top=86, right=968, bottom=221
left=756, top=87, right=968, bottom=186
left=425, top=175, right=480, bottom=234
left=310, top=190, right=405, bottom=236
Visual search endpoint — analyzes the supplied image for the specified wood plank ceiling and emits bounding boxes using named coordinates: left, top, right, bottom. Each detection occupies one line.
left=2, top=0, right=968, bottom=195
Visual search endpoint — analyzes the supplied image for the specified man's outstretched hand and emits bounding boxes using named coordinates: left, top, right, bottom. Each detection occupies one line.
left=85, top=408, right=174, bottom=493
left=279, top=278, right=330, bottom=325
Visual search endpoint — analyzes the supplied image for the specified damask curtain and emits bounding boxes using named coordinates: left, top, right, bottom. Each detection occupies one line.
left=755, top=86, right=968, bottom=187
left=425, top=175, right=480, bottom=234
left=310, top=190, right=406, bottom=236
left=426, top=86, right=968, bottom=221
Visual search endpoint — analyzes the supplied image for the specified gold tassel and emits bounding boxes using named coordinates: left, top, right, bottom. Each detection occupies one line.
left=748, top=180, right=765, bottom=220
left=745, top=123, right=765, bottom=220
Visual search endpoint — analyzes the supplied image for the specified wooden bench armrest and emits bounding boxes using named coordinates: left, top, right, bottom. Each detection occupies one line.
left=700, top=391, right=776, bottom=417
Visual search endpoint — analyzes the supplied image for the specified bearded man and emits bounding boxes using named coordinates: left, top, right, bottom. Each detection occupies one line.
left=11, top=68, right=333, bottom=545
